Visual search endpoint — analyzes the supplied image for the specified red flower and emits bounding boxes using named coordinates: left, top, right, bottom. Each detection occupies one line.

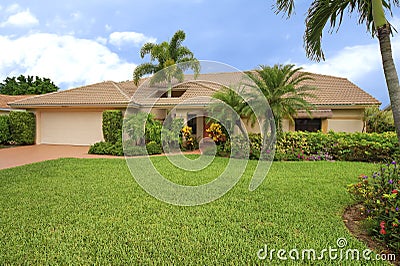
left=392, top=189, right=398, bottom=194
left=380, top=228, right=387, bottom=235
left=380, top=221, right=386, bottom=229
left=392, top=223, right=398, bottom=228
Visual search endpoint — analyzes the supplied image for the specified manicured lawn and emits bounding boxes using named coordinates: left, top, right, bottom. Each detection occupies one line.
left=0, top=157, right=390, bottom=264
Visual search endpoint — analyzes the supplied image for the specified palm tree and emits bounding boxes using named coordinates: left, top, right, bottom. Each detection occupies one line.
left=208, top=85, right=249, bottom=136
left=133, top=30, right=200, bottom=97
left=274, top=0, right=400, bottom=143
left=245, top=64, right=315, bottom=133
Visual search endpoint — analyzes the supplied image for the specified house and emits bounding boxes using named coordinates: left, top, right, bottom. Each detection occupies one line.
left=9, top=72, right=380, bottom=146
left=0, top=94, right=34, bottom=114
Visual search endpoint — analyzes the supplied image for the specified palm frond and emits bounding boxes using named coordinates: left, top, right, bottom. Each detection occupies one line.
left=169, top=30, right=186, bottom=60
left=273, top=0, right=296, bottom=17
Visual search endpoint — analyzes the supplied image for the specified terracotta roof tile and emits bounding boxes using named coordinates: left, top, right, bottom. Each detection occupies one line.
left=0, top=94, right=36, bottom=109
left=10, top=81, right=133, bottom=106
left=9, top=72, right=380, bottom=108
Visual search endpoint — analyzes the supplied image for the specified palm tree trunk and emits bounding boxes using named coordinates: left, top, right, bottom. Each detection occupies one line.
left=377, top=25, right=400, bottom=143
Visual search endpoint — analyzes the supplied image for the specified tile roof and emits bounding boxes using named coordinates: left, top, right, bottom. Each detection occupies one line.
left=0, top=94, right=36, bottom=109
left=299, top=72, right=381, bottom=106
left=9, top=71, right=380, bottom=108
left=9, top=81, right=133, bottom=107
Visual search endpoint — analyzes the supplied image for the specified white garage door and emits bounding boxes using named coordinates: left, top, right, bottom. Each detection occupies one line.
left=40, top=111, right=104, bottom=145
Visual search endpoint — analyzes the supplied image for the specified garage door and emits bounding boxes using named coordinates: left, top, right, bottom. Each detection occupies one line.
left=39, top=111, right=104, bottom=145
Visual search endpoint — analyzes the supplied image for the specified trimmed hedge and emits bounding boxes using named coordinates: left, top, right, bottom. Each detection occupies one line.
left=0, top=115, right=10, bottom=144
left=215, top=131, right=399, bottom=162
left=9, top=111, right=35, bottom=145
left=102, top=110, right=123, bottom=143
left=275, top=131, right=399, bottom=162
left=88, top=141, right=123, bottom=156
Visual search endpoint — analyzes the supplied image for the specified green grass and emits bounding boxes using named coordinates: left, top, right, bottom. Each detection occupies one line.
left=0, top=157, right=390, bottom=264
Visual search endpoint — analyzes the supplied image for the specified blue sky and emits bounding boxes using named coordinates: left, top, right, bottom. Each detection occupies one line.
left=0, top=1, right=399, bottom=107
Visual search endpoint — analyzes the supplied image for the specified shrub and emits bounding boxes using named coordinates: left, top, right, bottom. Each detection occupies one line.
left=161, top=118, right=184, bottom=150
left=364, top=107, right=395, bottom=133
left=181, top=125, right=195, bottom=150
left=102, top=110, right=123, bottom=143
left=212, top=131, right=399, bottom=162
left=275, top=131, right=399, bottom=162
left=124, top=112, right=163, bottom=145
left=206, top=123, right=226, bottom=144
left=0, top=115, right=10, bottom=144
left=347, top=162, right=400, bottom=251
left=146, top=141, right=163, bottom=155
left=88, top=141, right=123, bottom=156
left=9, top=111, right=35, bottom=144
left=146, top=118, right=162, bottom=145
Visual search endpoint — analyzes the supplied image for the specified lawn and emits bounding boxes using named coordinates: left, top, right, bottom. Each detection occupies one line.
left=0, top=157, right=390, bottom=264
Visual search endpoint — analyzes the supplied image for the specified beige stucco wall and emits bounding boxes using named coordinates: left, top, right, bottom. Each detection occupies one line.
left=282, top=119, right=290, bottom=132
left=327, top=108, right=364, bottom=132
left=327, top=119, right=364, bottom=132
left=150, top=108, right=167, bottom=120
left=37, top=110, right=104, bottom=145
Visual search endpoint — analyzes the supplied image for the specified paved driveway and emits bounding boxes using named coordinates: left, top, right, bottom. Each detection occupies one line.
left=0, top=144, right=121, bottom=170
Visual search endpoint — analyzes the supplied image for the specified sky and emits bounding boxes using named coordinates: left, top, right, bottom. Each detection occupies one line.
left=0, top=1, right=399, bottom=107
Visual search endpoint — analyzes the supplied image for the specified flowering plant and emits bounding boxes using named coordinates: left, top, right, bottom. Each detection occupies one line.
left=181, top=125, right=194, bottom=150
left=206, top=123, right=226, bottom=144
left=347, top=161, right=399, bottom=250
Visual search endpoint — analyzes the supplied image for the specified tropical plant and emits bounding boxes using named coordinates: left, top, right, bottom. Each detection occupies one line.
left=0, top=75, right=59, bottom=95
left=245, top=64, right=315, bottom=133
left=273, top=0, right=400, bottom=143
left=133, top=30, right=200, bottom=97
left=208, top=85, right=250, bottom=136
left=364, top=106, right=395, bottom=133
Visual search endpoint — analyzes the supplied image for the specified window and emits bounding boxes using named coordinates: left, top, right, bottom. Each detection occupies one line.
left=160, top=90, right=186, bottom=98
left=295, top=119, right=321, bottom=132
left=187, top=114, right=197, bottom=134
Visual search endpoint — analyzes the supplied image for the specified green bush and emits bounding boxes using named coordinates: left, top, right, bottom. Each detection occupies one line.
left=146, top=141, right=163, bottom=155
left=213, top=131, right=399, bottom=162
left=364, top=107, right=395, bottom=133
left=275, top=131, right=399, bottom=162
left=145, top=117, right=162, bottom=145
left=347, top=162, right=400, bottom=251
left=9, top=111, right=35, bottom=144
left=102, top=110, right=123, bottom=143
left=0, top=115, right=10, bottom=144
left=88, top=141, right=123, bottom=156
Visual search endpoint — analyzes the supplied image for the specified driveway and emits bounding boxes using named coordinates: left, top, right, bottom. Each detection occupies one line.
left=0, top=144, right=121, bottom=170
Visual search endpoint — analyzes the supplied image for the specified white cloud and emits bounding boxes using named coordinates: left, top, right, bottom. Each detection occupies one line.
left=1, top=9, right=39, bottom=28
left=299, top=32, right=400, bottom=83
left=0, top=33, right=136, bottom=89
left=109, top=31, right=156, bottom=48
left=96, top=36, right=108, bottom=45
left=5, top=3, right=20, bottom=13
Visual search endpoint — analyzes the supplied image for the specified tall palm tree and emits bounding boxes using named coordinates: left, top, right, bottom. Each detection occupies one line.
left=274, top=0, right=400, bottom=143
left=133, top=30, right=200, bottom=97
left=245, top=64, right=315, bottom=133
